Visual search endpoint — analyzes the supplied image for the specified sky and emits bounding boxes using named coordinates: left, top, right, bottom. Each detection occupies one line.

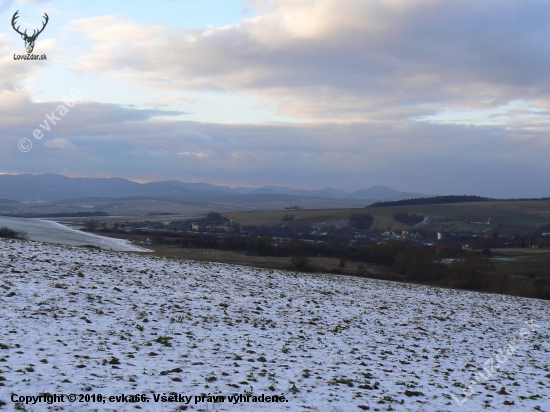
left=1, top=0, right=550, bottom=197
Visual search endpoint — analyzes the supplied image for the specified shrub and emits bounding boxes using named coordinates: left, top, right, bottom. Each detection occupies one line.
left=487, top=271, right=510, bottom=295
left=0, top=227, right=27, bottom=240
left=338, top=257, right=346, bottom=268
left=395, top=246, right=438, bottom=282
left=291, top=253, right=310, bottom=271
left=348, top=213, right=374, bottom=230
left=83, top=220, right=98, bottom=232
left=393, top=212, right=425, bottom=226
left=207, top=212, right=225, bottom=223
left=532, top=275, right=550, bottom=300
left=450, top=256, right=494, bottom=290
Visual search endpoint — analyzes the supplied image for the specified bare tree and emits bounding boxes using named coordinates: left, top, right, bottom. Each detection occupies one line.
left=84, top=220, right=98, bottom=232
left=291, top=253, right=310, bottom=271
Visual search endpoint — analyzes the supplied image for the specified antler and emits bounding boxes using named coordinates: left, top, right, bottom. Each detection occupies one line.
left=11, top=11, right=26, bottom=37
left=12, top=11, right=49, bottom=40
left=32, top=13, right=49, bottom=39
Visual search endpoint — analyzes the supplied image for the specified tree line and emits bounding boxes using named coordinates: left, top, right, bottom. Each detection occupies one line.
left=369, top=195, right=492, bottom=208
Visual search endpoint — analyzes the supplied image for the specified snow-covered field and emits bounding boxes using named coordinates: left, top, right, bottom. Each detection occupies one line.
left=0, top=217, right=148, bottom=252
left=0, top=239, right=548, bottom=412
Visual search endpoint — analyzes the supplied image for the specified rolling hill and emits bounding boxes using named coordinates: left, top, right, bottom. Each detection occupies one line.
left=0, top=174, right=424, bottom=203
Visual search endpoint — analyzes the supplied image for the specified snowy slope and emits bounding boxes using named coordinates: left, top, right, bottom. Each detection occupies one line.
left=0, top=217, right=148, bottom=252
left=0, top=240, right=548, bottom=412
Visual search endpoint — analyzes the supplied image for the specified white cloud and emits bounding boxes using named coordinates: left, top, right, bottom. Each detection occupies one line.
left=64, top=0, right=550, bottom=124
left=1, top=92, right=550, bottom=197
left=44, top=137, right=74, bottom=150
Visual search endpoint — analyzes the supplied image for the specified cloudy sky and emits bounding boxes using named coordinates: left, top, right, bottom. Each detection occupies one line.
left=1, top=0, right=550, bottom=197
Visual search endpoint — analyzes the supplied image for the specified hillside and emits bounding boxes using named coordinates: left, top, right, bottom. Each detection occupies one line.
left=224, top=200, right=550, bottom=235
left=0, top=240, right=548, bottom=411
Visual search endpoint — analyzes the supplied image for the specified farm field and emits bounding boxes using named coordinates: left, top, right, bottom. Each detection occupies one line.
left=224, top=208, right=359, bottom=227
left=491, top=248, right=550, bottom=277
left=224, top=200, right=550, bottom=235
left=0, top=240, right=549, bottom=411
left=1, top=197, right=368, bottom=221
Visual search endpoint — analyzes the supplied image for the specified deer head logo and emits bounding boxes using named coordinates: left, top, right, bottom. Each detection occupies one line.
left=11, top=11, right=49, bottom=54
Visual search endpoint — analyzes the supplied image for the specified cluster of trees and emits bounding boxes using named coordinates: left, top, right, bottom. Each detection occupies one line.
left=243, top=236, right=500, bottom=292
left=393, top=212, right=425, bottom=226
left=105, top=225, right=495, bottom=291
left=82, top=215, right=550, bottom=299
left=393, top=244, right=494, bottom=289
left=206, top=212, right=230, bottom=224
left=173, top=233, right=347, bottom=259
left=363, top=242, right=550, bottom=298
left=84, top=220, right=99, bottom=232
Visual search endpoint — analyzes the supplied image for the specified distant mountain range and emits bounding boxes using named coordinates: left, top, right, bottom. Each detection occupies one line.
left=0, top=174, right=426, bottom=203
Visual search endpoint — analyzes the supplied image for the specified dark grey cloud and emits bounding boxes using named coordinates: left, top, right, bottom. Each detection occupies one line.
left=3, top=0, right=550, bottom=198
left=1, top=94, right=549, bottom=197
